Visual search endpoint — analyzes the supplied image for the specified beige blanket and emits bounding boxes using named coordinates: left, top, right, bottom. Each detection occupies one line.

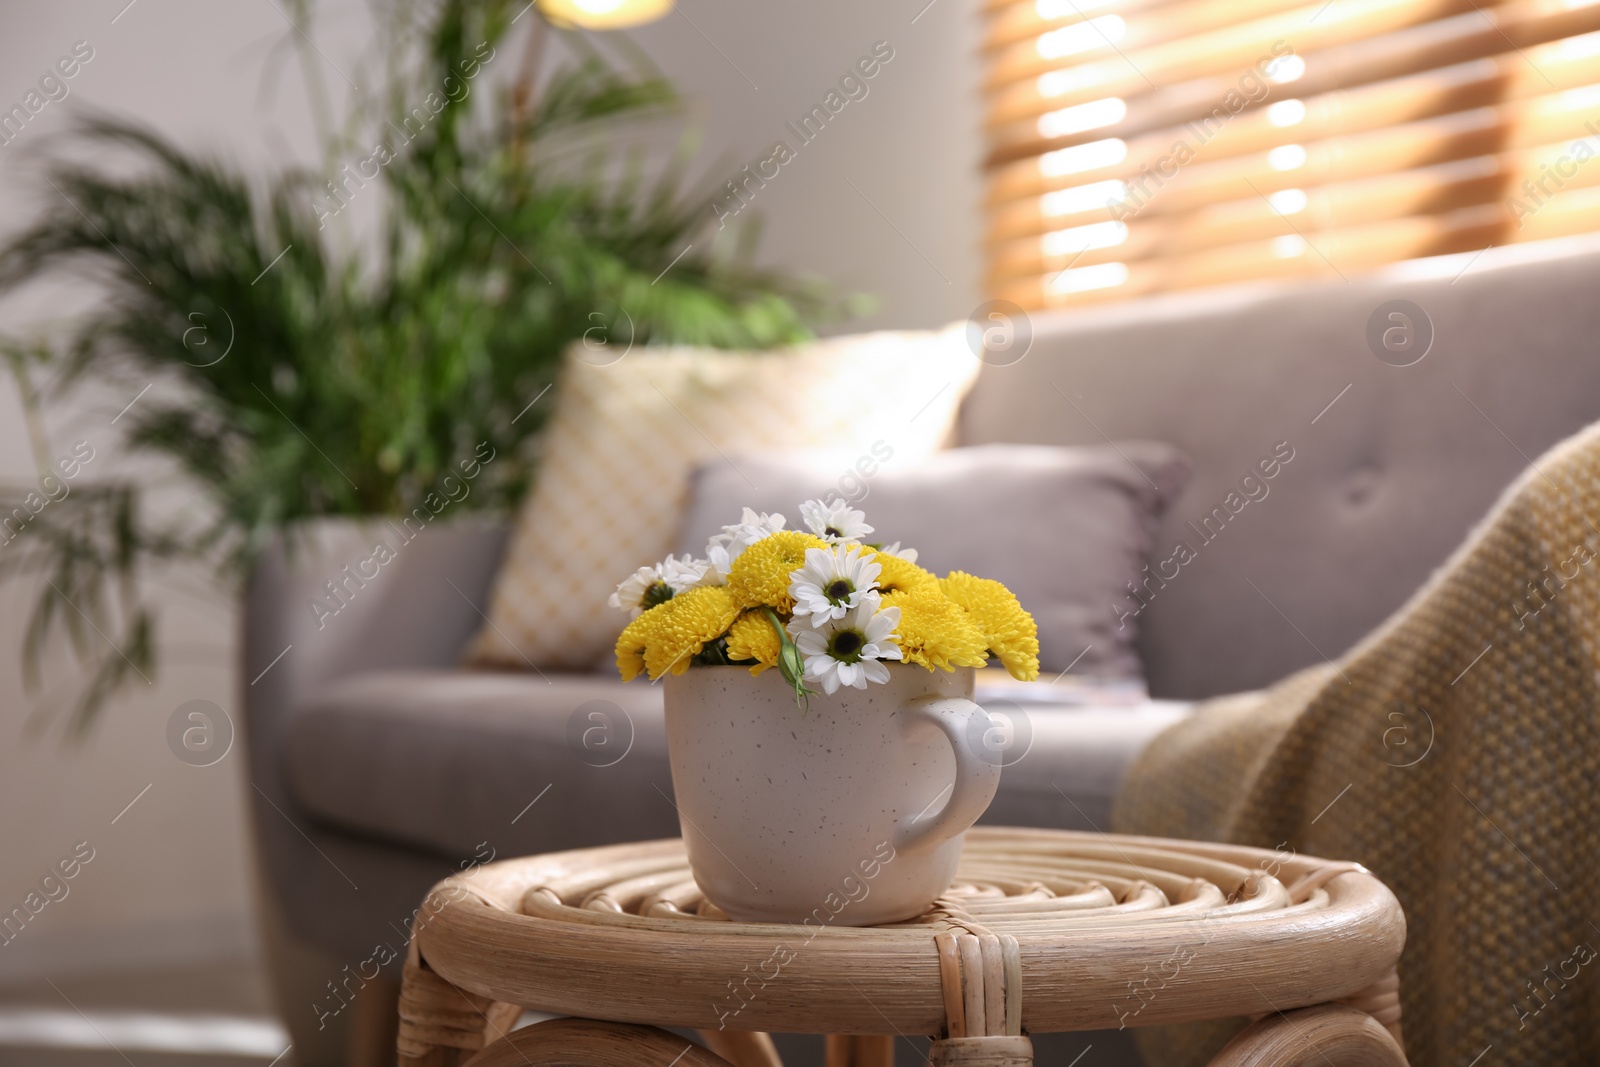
left=1115, top=421, right=1600, bottom=1066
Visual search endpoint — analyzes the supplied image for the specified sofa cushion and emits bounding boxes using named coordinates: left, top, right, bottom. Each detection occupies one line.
left=676, top=444, right=1190, bottom=678
left=284, top=671, right=680, bottom=861
left=284, top=669, right=1191, bottom=861
left=464, top=329, right=980, bottom=674
left=981, top=702, right=1193, bottom=830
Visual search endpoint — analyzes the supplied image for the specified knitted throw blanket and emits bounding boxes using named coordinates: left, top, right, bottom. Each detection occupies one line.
left=1115, top=421, right=1600, bottom=1067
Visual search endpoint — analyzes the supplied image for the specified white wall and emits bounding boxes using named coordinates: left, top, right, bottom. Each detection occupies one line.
left=629, top=1, right=986, bottom=325
left=0, top=0, right=983, bottom=981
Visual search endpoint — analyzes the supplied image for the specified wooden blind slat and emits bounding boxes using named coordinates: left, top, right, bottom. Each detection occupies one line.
left=986, top=66, right=1600, bottom=243
left=992, top=187, right=1600, bottom=308
left=985, top=7, right=1600, bottom=181
left=984, top=0, right=1492, bottom=92
left=986, top=133, right=1600, bottom=286
left=983, top=0, right=1600, bottom=166
left=988, top=6, right=1600, bottom=149
left=984, top=0, right=1600, bottom=303
left=984, top=0, right=1338, bottom=54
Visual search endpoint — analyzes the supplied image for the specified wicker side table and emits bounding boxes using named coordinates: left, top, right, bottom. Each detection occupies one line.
left=395, top=827, right=1407, bottom=1066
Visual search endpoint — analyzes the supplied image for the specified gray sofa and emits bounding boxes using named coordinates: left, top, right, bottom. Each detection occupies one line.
left=242, top=238, right=1600, bottom=1065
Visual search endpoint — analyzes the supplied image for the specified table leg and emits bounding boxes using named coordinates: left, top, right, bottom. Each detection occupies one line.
left=458, top=1018, right=735, bottom=1066
left=403, top=1050, right=470, bottom=1067
left=396, top=948, right=520, bottom=1065
left=1205, top=1004, right=1408, bottom=1066
left=1337, top=966, right=1405, bottom=1051
left=700, top=1029, right=785, bottom=1067
left=825, top=1034, right=895, bottom=1066
left=925, top=1036, right=1032, bottom=1065
left=349, top=975, right=402, bottom=1067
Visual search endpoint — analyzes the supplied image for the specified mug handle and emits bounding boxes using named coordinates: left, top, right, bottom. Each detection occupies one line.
left=895, top=696, right=1002, bottom=854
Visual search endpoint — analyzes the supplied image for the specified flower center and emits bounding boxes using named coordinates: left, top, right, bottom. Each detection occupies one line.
left=828, top=628, right=866, bottom=663
left=825, top=525, right=843, bottom=538
left=641, top=581, right=675, bottom=610
left=824, top=578, right=855, bottom=604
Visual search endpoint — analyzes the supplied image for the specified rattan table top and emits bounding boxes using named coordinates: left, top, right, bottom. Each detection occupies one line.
left=411, top=826, right=1405, bottom=1039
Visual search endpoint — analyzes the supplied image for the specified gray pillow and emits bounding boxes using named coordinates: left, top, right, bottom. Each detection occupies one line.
left=674, top=443, right=1190, bottom=679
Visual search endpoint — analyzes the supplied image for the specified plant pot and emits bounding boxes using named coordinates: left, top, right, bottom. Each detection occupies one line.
left=662, top=665, right=1001, bottom=925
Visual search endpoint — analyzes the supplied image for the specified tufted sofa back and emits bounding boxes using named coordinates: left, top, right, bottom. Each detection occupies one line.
left=960, top=237, right=1600, bottom=699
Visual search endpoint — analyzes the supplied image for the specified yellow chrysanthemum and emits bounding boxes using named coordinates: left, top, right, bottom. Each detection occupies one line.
left=940, top=572, right=1040, bottom=681
left=727, top=531, right=828, bottom=612
left=725, top=610, right=781, bottom=675
left=641, top=586, right=740, bottom=679
left=615, top=600, right=672, bottom=681
left=884, top=589, right=989, bottom=672
left=870, top=550, right=940, bottom=596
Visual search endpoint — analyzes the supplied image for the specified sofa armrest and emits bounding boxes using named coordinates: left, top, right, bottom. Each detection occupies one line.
left=239, top=516, right=511, bottom=939
left=242, top=516, right=511, bottom=721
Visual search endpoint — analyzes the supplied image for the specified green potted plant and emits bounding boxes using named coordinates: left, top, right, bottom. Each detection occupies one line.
left=0, top=0, right=848, bottom=737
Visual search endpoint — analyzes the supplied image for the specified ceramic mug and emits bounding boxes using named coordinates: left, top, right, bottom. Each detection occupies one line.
left=662, top=665, right=1000, bottom=925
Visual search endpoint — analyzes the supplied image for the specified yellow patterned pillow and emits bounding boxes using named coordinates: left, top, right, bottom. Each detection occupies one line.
left=465, top=327, right=981, bottom=671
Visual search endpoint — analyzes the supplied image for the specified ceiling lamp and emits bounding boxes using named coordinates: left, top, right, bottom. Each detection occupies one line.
left=538, top=0, right=673, bottom=29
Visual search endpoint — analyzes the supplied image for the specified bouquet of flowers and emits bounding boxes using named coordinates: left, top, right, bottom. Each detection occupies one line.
left=610, top=499, right=1039, bottom=705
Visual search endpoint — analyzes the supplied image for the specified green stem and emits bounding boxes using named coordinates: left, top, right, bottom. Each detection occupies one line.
left=762, top=607, right=814, bottom=712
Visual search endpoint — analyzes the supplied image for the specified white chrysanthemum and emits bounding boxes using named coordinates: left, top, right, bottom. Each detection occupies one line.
left=789, top=544, right=882, bottom=626
left=664, top=555, right=709, bottom=591
left=702, top=508, right=786, bottom=585
left=879, top=541, right=919, bottom=564
left=788, top=603, right=902, bottom=695
left=608, top=554, right=709, bottom=617
left=800, top=498, right=874, bottom=543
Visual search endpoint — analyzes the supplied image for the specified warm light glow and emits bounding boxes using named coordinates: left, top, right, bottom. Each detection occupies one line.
left=1039, top=138, right=1127, bottom=176
left=1042, top=179, right=1130, bottom=216
left=1268, top=99, right=1307, bottom=127
left=1038, top=69, right=1081, bottom=97
left=1037, top=16, right=1126, bottom=59
left=1270, top=188, right=1308, bottom=214
left=1035, top=0, right=1120, bottom=17
left=1038, top=97, right=1127, bottom=137
left=538, top=0, right=672, bottom=29
left=1042, top=220, right=1129, bottom=255
left=1266, top=55, right=1306, bottom=83
left=1049, top=261, right=1129, bottom=293
left=1561, top=83, right=1600, bottom=109
left=1272, top=234, right=1306, bottom=257
left=1269, top=144, right=1308, bottom=170
left=1557, top=31, right=1600, bottom=58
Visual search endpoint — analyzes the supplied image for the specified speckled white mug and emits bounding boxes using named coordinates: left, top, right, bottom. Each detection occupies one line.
left=662, top=665, right=999, bottom=925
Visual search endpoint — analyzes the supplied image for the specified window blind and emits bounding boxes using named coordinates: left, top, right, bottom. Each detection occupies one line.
left=983, top=0, right=1600, bottom=308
